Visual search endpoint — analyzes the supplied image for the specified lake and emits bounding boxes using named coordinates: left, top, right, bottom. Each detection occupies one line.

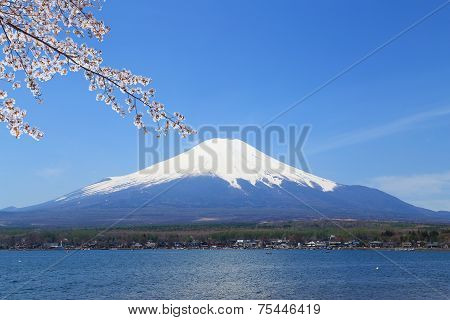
left=0, top=250, right=448, bottom=299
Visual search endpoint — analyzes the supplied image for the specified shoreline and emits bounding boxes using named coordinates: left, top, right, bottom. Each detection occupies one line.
left=2, top=247, right=449, bottom=252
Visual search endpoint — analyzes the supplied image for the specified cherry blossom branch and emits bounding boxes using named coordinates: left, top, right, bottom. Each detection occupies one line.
left=0, top=0, right=194, bottom=140
left=8, top=22, right=169, bottom=116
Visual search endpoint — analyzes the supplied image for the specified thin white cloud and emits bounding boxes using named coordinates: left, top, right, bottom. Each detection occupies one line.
left=36, top=167, right=65, bottom=178
left=310, top=107, right=450, bottom=154
left=369, top=171, right=450, bottom=211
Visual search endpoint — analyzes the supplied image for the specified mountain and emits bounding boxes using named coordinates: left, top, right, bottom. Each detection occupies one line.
left=1, top=138, right=448, bottom=227
left=0, top=206, right=18, bottom=212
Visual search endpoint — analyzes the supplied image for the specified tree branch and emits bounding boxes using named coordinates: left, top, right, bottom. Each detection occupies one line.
left=2, top=19, right=179, bottom=126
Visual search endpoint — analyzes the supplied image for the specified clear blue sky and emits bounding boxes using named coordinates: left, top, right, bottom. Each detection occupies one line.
left=1, top=0, right=449, bottom=210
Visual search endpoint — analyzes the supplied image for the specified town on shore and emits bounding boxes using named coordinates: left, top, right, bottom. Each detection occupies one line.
left=3, top=236, right=449, bottom=251
left=1, top=220, right=449, bottom=251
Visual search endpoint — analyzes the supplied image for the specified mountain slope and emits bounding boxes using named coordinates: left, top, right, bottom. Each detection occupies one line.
left=1, top=138, right=448, bottom=227
left=58, top=138, right=338, bottom=201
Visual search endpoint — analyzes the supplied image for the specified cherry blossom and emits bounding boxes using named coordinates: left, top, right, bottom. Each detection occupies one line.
left=0, top=0, right=194, bottom=140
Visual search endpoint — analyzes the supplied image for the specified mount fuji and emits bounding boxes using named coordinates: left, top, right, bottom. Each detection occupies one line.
left=1, top=138, right=448, bottom=227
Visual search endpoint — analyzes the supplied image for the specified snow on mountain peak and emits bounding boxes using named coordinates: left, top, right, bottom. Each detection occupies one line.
left=69, top=138, right=337, bottom=199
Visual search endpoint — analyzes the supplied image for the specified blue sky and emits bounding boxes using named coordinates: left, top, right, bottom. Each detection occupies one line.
left=1, top=0, right=449, bottom=210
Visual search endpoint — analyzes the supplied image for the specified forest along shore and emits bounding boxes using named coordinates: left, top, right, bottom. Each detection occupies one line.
left=1, top=220, right=449, bottom=250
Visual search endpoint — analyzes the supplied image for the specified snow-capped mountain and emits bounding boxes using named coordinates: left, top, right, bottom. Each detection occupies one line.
left=1, top=138, right=447, bottom=227
left=59, top=138, right=337, bottom=201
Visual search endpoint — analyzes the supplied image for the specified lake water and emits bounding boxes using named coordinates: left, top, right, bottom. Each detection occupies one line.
left=0, top=250, right=448, bottom=299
